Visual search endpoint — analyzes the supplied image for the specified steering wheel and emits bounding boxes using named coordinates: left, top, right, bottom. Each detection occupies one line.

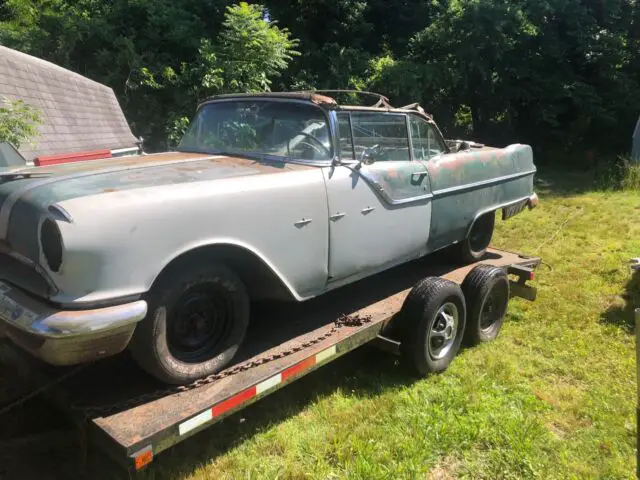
left=293, top=132, right=332, bottom=158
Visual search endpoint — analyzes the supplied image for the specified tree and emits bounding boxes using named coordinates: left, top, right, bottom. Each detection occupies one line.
left=216, top=2, right=299, bottom=93
left=163, top=2, right=300, bottom=146
left=0, top=1, right=299, bottom=150
left=0, top=97, right=43, bottom=149
left=2, top=0, right=639, bottom=159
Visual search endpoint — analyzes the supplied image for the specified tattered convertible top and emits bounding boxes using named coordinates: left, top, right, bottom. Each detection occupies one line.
left=200, top=90, right=435, bottom=120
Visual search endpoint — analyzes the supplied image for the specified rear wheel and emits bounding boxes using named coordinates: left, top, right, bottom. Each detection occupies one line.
left=129, top=262, right=249, bottom=385
left=457, top=211, right=495, bottom=263
left=399, top=277, right=466, bottom=376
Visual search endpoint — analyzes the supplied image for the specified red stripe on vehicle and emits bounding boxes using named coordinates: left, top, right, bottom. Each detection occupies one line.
left=35, top=149, right=111, bottom=166
left=212, top=386, right=257, bottom=417
left=281, top=356, right=316, bottom=381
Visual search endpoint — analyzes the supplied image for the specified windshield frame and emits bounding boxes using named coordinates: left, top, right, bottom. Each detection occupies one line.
left=177, top=97, right=337, bottom=167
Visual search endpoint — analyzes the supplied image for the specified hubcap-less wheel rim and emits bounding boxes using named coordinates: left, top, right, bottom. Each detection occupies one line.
left=469, top=216, right=493, bottom=253
left=428, top=302, right=459, bottom=360
left=168, top=284, right=233, bottom=363
left=480, top=282, right=508, bottom=332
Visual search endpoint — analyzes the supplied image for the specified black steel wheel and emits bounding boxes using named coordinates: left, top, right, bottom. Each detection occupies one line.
left=129, top=261, right=249, bottom=385
left=167, top=283, right=236, bottom=363
left=399, top=277, right=467, bottom=376
left=461, top=264, right=510, bottom=346
left=457, top=211, right=495, bottom=263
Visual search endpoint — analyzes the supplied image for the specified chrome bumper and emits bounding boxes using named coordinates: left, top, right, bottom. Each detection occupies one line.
left=528, top=192, right=539, bottom=209
left=0, top=281, right=147, bottom=366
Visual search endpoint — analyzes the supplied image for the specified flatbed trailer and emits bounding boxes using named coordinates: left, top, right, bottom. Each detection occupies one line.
left=0, top=247, right=540, bottom=475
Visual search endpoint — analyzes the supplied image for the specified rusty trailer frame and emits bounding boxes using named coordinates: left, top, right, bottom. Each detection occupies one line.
left=0, top=248, right=540, bottom=474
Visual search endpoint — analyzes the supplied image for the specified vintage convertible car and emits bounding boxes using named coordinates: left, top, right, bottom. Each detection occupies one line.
left=0, top=91, right=538, bottom=384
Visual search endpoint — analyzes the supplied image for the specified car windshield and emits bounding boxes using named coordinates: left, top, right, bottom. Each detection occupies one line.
left=178, top=100, right=332, bottom=162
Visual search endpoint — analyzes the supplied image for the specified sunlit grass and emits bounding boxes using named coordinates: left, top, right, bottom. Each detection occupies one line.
left=140, top=169, right=639, bottom=479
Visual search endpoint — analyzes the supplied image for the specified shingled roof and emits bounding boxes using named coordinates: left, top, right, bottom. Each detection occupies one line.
left=0, top=46, right=139, bottom=162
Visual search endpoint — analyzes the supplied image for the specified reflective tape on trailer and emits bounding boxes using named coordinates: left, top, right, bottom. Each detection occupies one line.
left=175, top=345, right=338, bottom=438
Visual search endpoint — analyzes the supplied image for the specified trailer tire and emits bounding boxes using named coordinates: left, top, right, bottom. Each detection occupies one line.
left=129, top=262, right=249, bottom=385
left=461, top=264, right=510, bottom=346
left=399, top=277, right=466, bottom=376
left=457, top=211, right=495, bottom=263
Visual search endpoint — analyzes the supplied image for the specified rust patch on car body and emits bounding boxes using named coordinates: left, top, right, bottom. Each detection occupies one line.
left=204, top=155, right=314, bottom=174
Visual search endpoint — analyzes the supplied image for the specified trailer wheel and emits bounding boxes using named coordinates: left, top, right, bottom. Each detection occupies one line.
left=399, top=277, right=466, bottom=376
left=461, top=264, right=510, bottom=346
left=129, top=262, right=249, bottom=385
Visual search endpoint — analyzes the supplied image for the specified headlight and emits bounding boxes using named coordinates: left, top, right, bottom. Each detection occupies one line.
left=41, top=218, right=63, bottom=272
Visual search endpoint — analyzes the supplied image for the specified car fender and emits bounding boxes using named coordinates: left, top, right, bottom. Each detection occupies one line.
left=154, top=237, right=307, bottom=302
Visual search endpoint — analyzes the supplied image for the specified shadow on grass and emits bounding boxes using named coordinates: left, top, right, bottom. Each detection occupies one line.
left=84, top=346, right=418, bottom=479
left=0, top=344, right=419, bottom=479
left=600, top=269, right=640, bottom=333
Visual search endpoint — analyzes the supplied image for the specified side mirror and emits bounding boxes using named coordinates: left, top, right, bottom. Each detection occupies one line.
left=356, top=144, right=380, bottom=169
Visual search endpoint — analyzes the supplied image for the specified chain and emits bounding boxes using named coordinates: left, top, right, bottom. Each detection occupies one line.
left=72, top=312, right=373, bottom=419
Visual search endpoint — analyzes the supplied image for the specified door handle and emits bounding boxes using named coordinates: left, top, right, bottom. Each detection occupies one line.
left=361, top=206, right=375, bottom=214
left=411, top=171, right=428, bottom=186
left=294, top=218, right=312, bottom=227
left=329, top=212, right=346, bottom=221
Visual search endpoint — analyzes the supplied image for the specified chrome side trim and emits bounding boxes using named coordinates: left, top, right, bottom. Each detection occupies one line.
left=432, top=169, right=537, bottom=198
left=344, top=165, right=434, bottom=206
left=294, top=218, right=313, bottom=227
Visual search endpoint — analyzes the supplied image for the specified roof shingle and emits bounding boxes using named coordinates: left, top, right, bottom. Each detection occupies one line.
left=0, top=46, right=139, bottom=162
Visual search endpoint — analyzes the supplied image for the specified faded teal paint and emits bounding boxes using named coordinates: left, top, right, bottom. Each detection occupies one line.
left=357, top=159, right=432, bottom=205
left=17, top=161, right=262, bottom=212
left=426, top=144, right=535, bottom=250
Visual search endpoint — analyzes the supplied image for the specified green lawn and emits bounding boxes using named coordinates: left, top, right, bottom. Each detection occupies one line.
left=129, top=169, right=639, bottom=480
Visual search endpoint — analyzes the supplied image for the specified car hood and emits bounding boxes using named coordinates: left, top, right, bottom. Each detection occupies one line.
left=0, top=150, right=305, bottom=205
left=0, top=150, right=311, bottom=261
left=1, top=151, right=255, bottom=178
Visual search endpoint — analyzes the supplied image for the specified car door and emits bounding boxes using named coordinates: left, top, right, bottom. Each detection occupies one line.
left=323, top=110, right=433, bottom=284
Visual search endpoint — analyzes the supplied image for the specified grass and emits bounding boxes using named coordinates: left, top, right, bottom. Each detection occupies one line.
left=128, top=168, right=639, bottom=480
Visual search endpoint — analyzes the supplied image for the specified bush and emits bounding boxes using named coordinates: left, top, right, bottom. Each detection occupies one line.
left=594, top=155, right=640, bottom=191
left=620, top=162, right=640, bottom=191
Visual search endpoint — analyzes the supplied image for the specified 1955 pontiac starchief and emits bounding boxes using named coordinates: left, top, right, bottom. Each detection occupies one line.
left=0, top=91, right=538, bottom=384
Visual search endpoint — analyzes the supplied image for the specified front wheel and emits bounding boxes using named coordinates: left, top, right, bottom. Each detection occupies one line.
left=129, top=262, right=250, bottom=385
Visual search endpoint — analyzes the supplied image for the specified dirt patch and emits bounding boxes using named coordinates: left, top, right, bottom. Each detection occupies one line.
left=427, top=456, right=462, bottom=480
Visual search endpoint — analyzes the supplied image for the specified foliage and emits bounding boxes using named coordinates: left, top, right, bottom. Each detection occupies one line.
left=594, top=155, right=640, bottom=190
left=0, top=1, right=298, bottom=151
left=621, top=163, right=640, bottom=190
left=0, top=96, right=43, bottom=148
left=216, top=2, right=299, bottom=92
left=1, top=0, right=639, bottom=158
